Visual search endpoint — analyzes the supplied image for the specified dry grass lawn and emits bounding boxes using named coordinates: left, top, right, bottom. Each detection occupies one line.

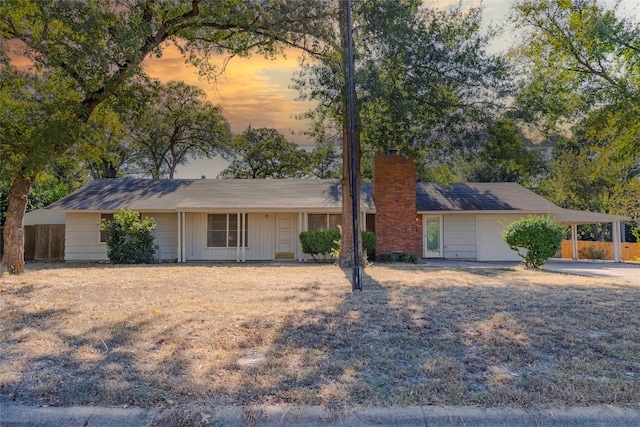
left=1, top=262, right=639, bottom=412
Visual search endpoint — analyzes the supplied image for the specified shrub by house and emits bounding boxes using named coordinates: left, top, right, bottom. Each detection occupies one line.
left=100, top=209, right=158, bottom=264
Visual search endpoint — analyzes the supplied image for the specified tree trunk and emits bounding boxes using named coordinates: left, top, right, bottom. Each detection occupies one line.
left=2, top=175, right=35, bottom=274
left=337, top=0, right=362, bottom=268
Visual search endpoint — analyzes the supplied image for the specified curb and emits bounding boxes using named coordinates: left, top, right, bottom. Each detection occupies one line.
left=2, top=403, right=640, bottom=426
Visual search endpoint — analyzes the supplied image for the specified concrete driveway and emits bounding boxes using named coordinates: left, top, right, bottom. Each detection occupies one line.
left=423, top=258, right=640, bottom=283
left=542, top=259, right=640, bottom=283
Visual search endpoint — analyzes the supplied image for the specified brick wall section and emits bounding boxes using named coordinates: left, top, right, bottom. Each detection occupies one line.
left=373, top=154, right=423, bottom=256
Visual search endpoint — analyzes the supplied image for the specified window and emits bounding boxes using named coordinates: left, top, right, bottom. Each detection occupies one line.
left=308, top=214, right=341, bottom=231
left=207, top=214, right=248, bottom=248
left=328, top=214, right=341, bottom=231
left=100, top=213, right=114, bottom=243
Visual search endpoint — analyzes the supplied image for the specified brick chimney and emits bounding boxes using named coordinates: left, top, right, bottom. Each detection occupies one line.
left=373, top=152, right=423, bottom=256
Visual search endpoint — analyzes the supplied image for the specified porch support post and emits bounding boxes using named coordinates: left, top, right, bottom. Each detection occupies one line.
left=571, top=223, right=578, bottom=260
left=180, top=212, right=186, bottom=263
left=242, top=212, right=246, bottom=263
left=177, top=211, right=182, bottom=263
left=236, top=213, right=241, bottom=263
left=297, top=212, right=303, bottom=262
left=182, top=212, right=187, bottom=262
left=613, top=221, right=622, bottom=263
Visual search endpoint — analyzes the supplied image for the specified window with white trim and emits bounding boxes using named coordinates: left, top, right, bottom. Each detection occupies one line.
left=207, top=214, right=247, bottom=247
left=308, top=214, right=341, bottom=231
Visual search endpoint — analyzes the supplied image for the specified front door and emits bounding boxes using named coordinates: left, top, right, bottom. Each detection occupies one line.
left=275, top=213, right=295, bottom=259
left=424, top=215, right=443, bottom=258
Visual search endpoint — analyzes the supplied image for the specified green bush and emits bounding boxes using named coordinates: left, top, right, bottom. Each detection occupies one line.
left=299, top=230, right=340, bottom=262
left=361, top=231, right=376, bottom=257
left=100, top=209, right=158, bottom=264
left=502, top=215, right=566, bottom=268
left=299, top=230, right=376, bottom=262
left=375, top=252, right=421, bottom=264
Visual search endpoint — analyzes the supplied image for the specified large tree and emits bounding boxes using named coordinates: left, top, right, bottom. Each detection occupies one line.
left=127, top=79, right=231, bottom=179
left=80, top=104, right=140, bottom=179
left=0, top=67, right=81, bottom=273
left=294, top=1, right=511, bottom=180
left=511, top=0, right=640, bottom=222
left=0, top=0, right=329, bottom=273
left=219, top=126, right=309, bottom=178
left=457, top=118, right=543, bottom=184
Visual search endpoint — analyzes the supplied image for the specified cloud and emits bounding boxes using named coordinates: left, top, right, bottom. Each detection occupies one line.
left=143, top=45, right=314, bottom=145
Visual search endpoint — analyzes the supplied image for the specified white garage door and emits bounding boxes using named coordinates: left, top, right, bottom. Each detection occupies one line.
left=476, top=215, right=521, bottom=262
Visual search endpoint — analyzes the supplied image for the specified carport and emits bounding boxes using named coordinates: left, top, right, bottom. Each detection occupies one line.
left=553, top=209, right=631, bottom=263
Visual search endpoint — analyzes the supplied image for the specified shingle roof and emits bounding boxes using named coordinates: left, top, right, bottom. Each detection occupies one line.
left=415, top=182, right=629, bottom=223
left=46, top=179, right=629, bottom=223
left=416, top=182, right=560, bottom=212
left=46, top=179, right=375, bottom=212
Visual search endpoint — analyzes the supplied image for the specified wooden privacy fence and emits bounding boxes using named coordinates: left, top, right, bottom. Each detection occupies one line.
left=24, top=224, right=65, bottom=261
left=561, top=240, right=640, bottom=262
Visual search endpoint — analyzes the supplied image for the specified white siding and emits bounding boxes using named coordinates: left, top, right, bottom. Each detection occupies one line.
left=443, top=214, right=476, bottom=260
left=65, top=213, right=108, bottom=261
left=476, top=215, right=522, bottom=261
left=65, top=212, right=178, bottom=262
left=25, top=209, right=66, bottom=225
left=184, top=212, right=276, bottom=261
left=142, top=212, right=177, bottom=261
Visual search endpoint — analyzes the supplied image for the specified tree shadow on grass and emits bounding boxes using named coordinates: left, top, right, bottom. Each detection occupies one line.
left=0, top=307, right=188, bottom=407
left=225, top=267, right=640, bottom=408
left=3, top=265, right=640, bottom=412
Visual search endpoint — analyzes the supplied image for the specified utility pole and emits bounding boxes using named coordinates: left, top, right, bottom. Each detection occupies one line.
left=343, top=0, right=362, bottom=291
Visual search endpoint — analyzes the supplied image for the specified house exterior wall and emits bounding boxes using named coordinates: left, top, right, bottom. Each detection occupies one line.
left=149, top=213, right=178, bottom=261
left=184, top=212, right=278, bottom=261
left=442, top=214, right=477, bottom=260
left=65, top=212, right=177, bottom=262
left=373, top=154, right=422, bottom=255
left=65, top=213, right=108, bottom=261
left=475, top=214, right=522, bottom=261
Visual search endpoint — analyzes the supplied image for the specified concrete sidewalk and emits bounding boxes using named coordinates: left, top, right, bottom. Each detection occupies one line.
left=3, top=403, right=640, bottom=426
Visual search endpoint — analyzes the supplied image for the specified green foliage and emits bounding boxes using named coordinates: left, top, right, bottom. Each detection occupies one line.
left=511, top=0, right=640, bottom=125
left=220, top=126, right=309, bottom=179
left=461, top=119, right=543, bottom=184
left=100, top=209, right=157, bottom=264
left=128, top=80, right=231, bottom=179
left=299, top=230, right=341, bottom=262
left=631, top=224, right=640, bottom=243
left=300, top=230, right=376, bottom=263
left=361, top=231, right=377, bottom=257
left=293, top=1, right=511, bottom=181
left=375, top=252, right=421, bottom=264
left=538, top=137, right=640, bottom=240
left=309, top=143, right=342, bottom=179
left=0, top=67, right=82, bottom=181
left=28, top=177, right=70, bottom=212
left=502, top=216, right=566, bottom=268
